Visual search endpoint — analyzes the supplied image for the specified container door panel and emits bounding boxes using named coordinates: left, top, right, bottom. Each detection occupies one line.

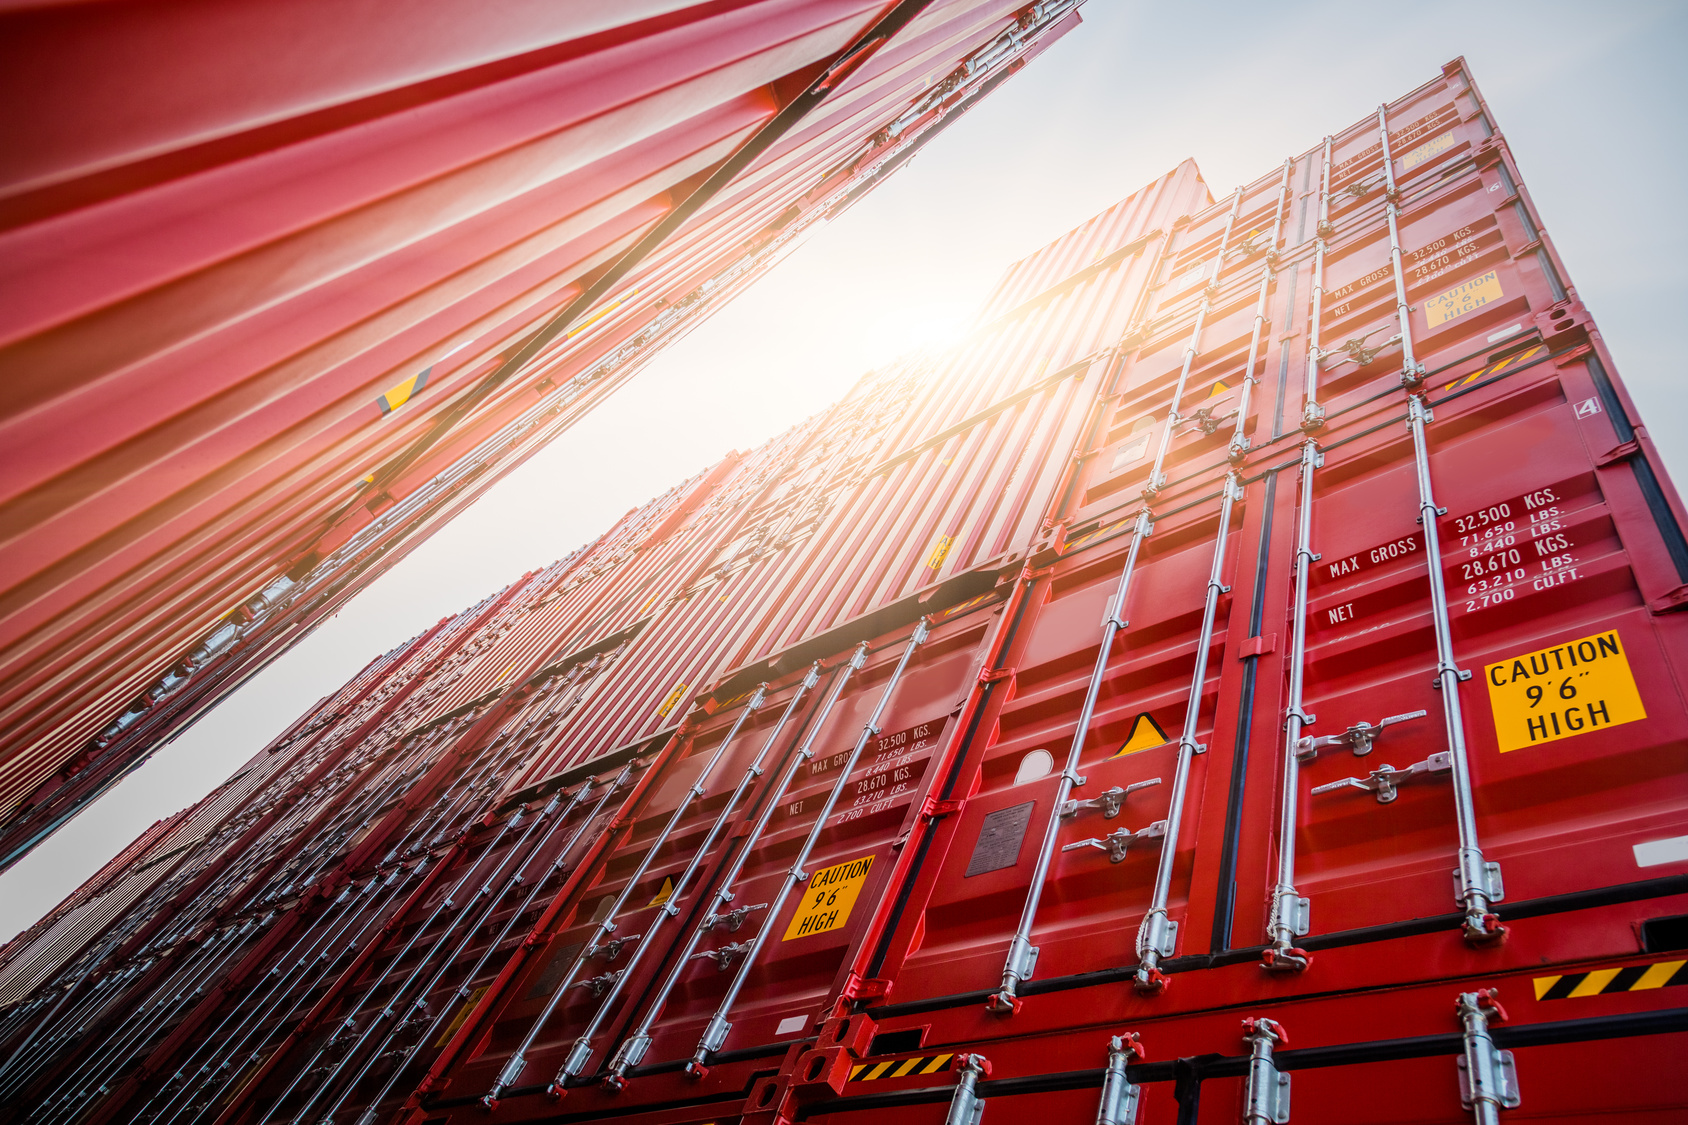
left=1293, top=382, right=1688, bottom=935
left=896, top=522, right=1235, bottom=1002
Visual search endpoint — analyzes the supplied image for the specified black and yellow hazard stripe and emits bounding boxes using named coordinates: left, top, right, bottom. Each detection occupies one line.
left=1443, top=343, right=1547, bottom=392
left=1533, top=958, right=1688, bottom=1001
left=849, top=1053, right=956, bottom=1082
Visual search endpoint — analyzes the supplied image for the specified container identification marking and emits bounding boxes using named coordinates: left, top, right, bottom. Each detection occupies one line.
left=1485, top=630, right=1646, bottom=752
left=1424, top=270, right=1503, bottom=327
left=783, top=854, right=874, bottom=940
left=1400, top=130, right=1457, bottom=170
left=966, top=801, right=1035, bottom=876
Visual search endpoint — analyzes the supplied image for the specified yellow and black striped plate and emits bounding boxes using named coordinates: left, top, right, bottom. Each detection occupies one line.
left=1533, top=958, right=1688, bottom=1001
left=849, top=1054, right=956, bottom=1082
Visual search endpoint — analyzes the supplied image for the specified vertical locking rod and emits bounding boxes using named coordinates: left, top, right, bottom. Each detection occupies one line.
left=307, top=789, right=585, bottom=1125
left=1375, top=104, right=1503, bottom=943
left=1095, top=1033, right=1145, bottom=1125
left=1456, top=989, right=1519, bottom=1124
left=1264, top=137, right=1335, bottom=974
left=683, top=622, right=928, bottom=1076
left=945, top=1053, right=991, bottom=1125
left=1133, top=473, right=1240, bottom=992
left=1242, top=1017, right=1291, bottom=1124
left=544, top=686, right=775, bottom=1087
left=277, top=795, right=554, bottom=1125
left=487, top=656, right=858, bottom=1104
left=993, top=193, right=1246, bottom=1010
left=988, top=511, right=1149, bottom=1013
left=351, top=770, right=623, bottom=1123
left=600, top=668, right=823, bottom=1087
left=1227, top=160, right=1294, bottom=464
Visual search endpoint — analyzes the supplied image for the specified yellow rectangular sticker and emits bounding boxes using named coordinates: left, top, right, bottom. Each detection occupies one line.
left=1485, top=630, right=1646, bottom=752
left=1424, top=270, right=1503, bottom=327
left=925, top=536, right=953, bottom=570
left=654, top=681, right=689, bottom=719
left=1401, top=130, right=1457, bottom=170
left=783, top=854, right=874, bottom=940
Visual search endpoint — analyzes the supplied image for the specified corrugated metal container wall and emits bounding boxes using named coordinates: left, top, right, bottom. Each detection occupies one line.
left=4, top=59, right=1685, bottom=1125
left=0, top=0, right=1089, bottom=871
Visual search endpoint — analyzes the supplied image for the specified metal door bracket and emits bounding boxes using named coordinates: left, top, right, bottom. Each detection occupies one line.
left=1242, top=1018, right=1291, bottom=1124
left=1061, top=778, right=1162, bottom=819
left=1296, top=709, right=1426, bottom=759
left=922, top=796, right=966, bottom=818
left=1312, top=751, right=1450, bottom=804
left=1454, top=861, right=1505, bottom=905
left=1062, top=819, right=1167, bottom=864
left=1457, top=990, right=1520, bottom=1121
left=945, top=1053, right=991, bottom=1125
left=1095, top=1033, right=1145, bottom=1125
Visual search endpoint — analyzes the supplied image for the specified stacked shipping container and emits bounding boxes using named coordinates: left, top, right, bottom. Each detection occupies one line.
left=0, top=0, right=1088, bottom=872
left=2, top=59, right=1685, bottom=1125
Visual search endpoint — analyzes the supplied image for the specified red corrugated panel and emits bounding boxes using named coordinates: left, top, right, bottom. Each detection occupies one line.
left=0, top=0, right=1087, bottom=865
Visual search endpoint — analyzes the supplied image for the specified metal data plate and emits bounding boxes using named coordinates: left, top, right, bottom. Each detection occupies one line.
left=966, top=801, right=1035, bottom=877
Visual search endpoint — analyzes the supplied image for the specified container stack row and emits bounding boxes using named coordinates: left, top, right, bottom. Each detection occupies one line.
left=1, top=59, right=1684, bottom=1125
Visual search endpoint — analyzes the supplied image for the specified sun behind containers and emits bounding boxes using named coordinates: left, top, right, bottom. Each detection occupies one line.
left=0, top=0, right=1092, bottom=876
left=5, top=57, right=1688, bottom=1125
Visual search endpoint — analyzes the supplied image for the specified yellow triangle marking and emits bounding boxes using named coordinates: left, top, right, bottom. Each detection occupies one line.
left=648, top=876, right=675, bottom=908
left=1207, top=380, right=1231, bottom=398
left=1532, top=975, right=1561, bottom=1000
left=1111, top=713, right=1169, bottom=757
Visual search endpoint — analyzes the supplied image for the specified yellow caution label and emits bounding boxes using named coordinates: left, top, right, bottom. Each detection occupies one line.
left=1424, top=270, right=1503, bottom=327
left=648, top=876, right=675, bottom=908
left=655, top=681, right=689, bottom=719
left=1400, top=130, right=1457, bottom=170
left=376, top=367, right=431, bottom=415
left=783, top=854, right=874, bottom=941
left=1111, top=713, right=1169, bottom=757
left=434, top=985, right=488, bottom=1045
left=925, top=535, right=953, bottom=570
left=1485, top=630, right=1646, bottom=752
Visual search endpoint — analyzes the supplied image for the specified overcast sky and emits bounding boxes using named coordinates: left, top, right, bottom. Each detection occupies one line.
left=4, top=0, right=1683, bottom=943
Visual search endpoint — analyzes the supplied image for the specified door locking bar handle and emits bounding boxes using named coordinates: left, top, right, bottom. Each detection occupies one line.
left=572, top=970, right=624, bottom=998
left=1060, top=777, right=1162, bottom=819
left=1296, top=709, right=1426, bottom=760
left=1311, top=751, right=1451, bottom=804
left=586, top=933, right=643, bottom=960
left=1060, top=820, right=1167, bottom=864
left=704, top=903, right=767, bottom=931
left=689, top=941, right=753, bottom=971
